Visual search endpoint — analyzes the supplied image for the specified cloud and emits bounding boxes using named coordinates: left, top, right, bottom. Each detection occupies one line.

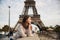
left=0, top=0, right=60, bottom=28
left=0, top=0, right=24, bottom=27
left=36, top=2, right=47, bottom=8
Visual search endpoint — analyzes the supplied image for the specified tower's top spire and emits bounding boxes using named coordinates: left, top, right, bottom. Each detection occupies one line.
left=24, top=0, right=35, bottom=7
left=26, top=0, right=34, bottom=1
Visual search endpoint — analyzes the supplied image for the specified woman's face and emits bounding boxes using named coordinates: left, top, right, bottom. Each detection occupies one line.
left=26, top=17, right=32, bottom=24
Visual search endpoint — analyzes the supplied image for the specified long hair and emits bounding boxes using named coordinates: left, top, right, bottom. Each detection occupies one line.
left=22, top=15, right=32, bottom=30
left=22, top=15, right=30, bottom=24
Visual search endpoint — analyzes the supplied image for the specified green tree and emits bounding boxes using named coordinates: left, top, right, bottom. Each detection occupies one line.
left=49, top=26, right=54, bottom=29
left=54, top=25, right=60, bottom=32
left=0, top=29, right=2, bottom=32
left=2, top=25, right=10, bottom=32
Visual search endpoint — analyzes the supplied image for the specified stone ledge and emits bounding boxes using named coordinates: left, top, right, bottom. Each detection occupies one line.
left=17, top=34, right=40, bottom=40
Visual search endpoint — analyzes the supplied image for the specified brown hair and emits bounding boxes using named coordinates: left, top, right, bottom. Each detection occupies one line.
left=22, top=15, right=30, bottom=24
left=22, top=15, right=32, bottom=30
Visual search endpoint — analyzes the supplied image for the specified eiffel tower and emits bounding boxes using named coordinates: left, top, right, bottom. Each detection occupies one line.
left=14, top=0, right=45, bottom=31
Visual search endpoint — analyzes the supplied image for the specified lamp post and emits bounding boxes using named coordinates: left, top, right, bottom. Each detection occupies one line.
left=8, top=6, right=11, bottom=30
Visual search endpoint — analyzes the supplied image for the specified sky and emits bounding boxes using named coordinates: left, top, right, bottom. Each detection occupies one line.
left=0, top=0, right=60, bottom=28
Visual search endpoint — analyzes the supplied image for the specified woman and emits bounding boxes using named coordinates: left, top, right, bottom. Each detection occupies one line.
left=21, top=15, right=33, bottom=37
left=11, top=15, right=33, bottom=40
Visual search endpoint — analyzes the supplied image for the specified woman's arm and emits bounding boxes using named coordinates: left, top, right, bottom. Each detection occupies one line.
left=29, top=25, right=32, bottom=31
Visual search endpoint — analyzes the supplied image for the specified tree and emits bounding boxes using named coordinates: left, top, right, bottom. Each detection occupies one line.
left=0, top=29, right=2, bottom=32
left=2, top=25, right=10, bottom=32
left=49, top=26, right=54, bottom=29
left=54, top=25, right=60, bottom=32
